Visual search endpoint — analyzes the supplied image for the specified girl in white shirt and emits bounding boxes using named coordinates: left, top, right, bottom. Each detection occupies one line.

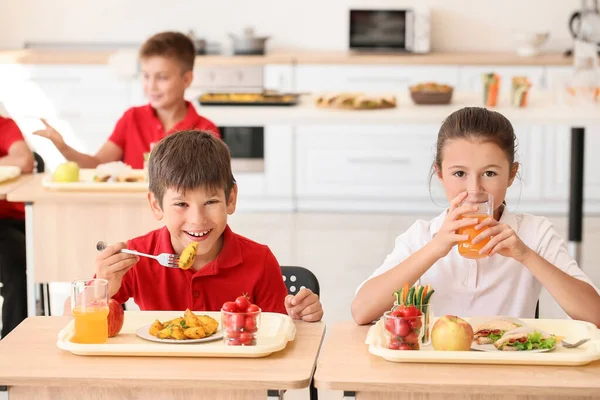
left=352, top=107, right=600, bottom=326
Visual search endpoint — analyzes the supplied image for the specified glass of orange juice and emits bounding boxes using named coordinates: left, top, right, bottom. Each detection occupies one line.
left=71, top=279, right=109, bottom=344
left=457, top=191, right=494, bottom=259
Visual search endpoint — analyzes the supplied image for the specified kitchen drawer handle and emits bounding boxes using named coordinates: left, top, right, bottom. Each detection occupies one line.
left=348, top=157, right=410, bottom=165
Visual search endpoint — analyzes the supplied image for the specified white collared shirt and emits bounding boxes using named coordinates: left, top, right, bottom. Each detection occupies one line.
left=357, top=209, right=600, bottom=319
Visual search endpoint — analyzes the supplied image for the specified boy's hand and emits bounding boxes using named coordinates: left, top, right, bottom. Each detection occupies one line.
left=33, top=119, right=66, bottom=151
left=472, top=218, right=532, bottom=262
left=284, top=288, right=323, bottom=322
left=95, top=242, right=139, bottom=298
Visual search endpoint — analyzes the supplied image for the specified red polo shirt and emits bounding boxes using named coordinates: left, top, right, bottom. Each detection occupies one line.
left=112, top=225, right=288, bottom=314
left=0, top=117, right=26, bottom=220
left=107, top=102, right=220, bottom=169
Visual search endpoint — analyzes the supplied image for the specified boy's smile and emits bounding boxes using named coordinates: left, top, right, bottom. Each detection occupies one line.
left=149, top=185, right=238, bottom=269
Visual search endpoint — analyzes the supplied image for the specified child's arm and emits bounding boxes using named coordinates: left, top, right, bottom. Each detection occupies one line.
left=0, top=140, right=34, bottom=172
left=351, top=240, right=442, bottom=325
left=352, top=193, right=480, bottom=325
left=521, top=252, right=600, bottom=326
left=474, top=217, right=600, bottom=327
left=33, top=119, right=123, bottom=168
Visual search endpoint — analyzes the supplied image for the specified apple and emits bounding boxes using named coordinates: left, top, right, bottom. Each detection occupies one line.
left=431, top=315, right=474, bottom=351
left=53, top=161, right=80, bottom=182
left=107, top=299, right=124, bottom=337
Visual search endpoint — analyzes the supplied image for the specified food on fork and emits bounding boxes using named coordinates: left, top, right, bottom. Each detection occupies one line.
left=472, top=318, right=524, bottom=344
left=148, top=309, right=219, bottom=340
left=178, top=242, right=198, bottom=270
left=494, top=327, right=558, bottom=351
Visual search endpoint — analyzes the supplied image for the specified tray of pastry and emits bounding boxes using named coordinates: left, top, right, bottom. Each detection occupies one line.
left=198, top=91, right=300, bottom=106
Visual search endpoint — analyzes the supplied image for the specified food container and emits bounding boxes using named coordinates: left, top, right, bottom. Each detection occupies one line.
left=229, top=27, right=270, bottom=55
left=221, top=308, right=261, bottom=346
left=383, top=310, right=425, bottom=350
left=482, top=73, right=501, bottom=107
left=511, top=76, right=532, bottom=107
left=409, top=82, right=454, bottom=105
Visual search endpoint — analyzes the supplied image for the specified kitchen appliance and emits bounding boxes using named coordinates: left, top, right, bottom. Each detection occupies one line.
left=349, top=8, right=430, bottom=53
left=566, top=0, right=600, bottom=56
left=229, top=27, right=270, bottom=55
left=219, top=126, right=264, bottom=173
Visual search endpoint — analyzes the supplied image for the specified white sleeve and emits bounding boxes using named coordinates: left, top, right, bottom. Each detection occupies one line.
left=355, top=220, right=427, bottom=294
left=536, top=217, right=600, bottom=295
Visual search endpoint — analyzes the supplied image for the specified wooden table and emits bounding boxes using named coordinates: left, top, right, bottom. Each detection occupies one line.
left=314, top=322, right=600, bottom=400
left=0, top=174, right=33, bottom=200
left=7, top=175, right=162, bottom=316
left=0, top=316, right=326, bottom=400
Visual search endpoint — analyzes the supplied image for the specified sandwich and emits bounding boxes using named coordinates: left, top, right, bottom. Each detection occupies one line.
left=472, top=318, right=523, bottom=344
left=333, top=93, right=360, bottom=108
left=354, top=95, right=382, bottom=109
left=493, top=327, right=558, bottom=351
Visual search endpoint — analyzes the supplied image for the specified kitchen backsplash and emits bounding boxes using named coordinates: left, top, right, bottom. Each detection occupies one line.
left=0, top=0, right=583, bottom=52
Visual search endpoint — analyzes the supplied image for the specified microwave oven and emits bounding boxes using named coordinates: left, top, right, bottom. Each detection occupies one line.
left=349, top=8, right=430, bottom=53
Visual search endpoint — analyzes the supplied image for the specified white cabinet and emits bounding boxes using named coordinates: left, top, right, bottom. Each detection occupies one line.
left=263, top=64, right=294, bottom=92
left=295, top=124, right=444, bottom=211
left=294, top=65, right=460, bottom=93
left=505, top=125, right=544, bottom=203
left=543, top=125, right=600, bottom=204
left=191, top=66, right=263, bottom=91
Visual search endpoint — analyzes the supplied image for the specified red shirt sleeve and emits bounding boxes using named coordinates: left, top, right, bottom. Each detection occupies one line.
left=0, top=118, right=26, bottom=154
left=107, top=111, right=130, bottom=149
left=254, top=247, right=288, bottom=314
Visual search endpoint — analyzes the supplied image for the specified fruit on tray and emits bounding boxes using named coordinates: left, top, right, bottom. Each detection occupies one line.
left=221, top=295, right=261, bottom=346
left=431, top=315, right=474, bottom=351
left=53, top=161, right=80, bottom=183
left=393, top=283, right=435, bottom=345
left=384, top=305, right=423, bottom=350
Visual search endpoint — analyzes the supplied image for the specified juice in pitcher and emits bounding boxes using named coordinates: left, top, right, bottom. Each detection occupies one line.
left=457, top=214, right=492, bottom=259
left=72, top=306, right=109, bottom=344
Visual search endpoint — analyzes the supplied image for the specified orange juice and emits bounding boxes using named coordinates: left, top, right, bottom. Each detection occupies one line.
left=457, top=214, right=491, bottom=259
left=72, top=306, right=109, bottom=344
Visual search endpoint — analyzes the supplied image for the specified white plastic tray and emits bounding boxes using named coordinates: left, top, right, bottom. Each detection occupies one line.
left=57, top=311, right=296, bottom=358
left=367, top=317, right=600, bottom=366
left=42, top=169, right=147, bottom=191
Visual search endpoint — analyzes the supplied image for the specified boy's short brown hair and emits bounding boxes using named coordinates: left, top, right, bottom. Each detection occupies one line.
left=149, top=130, right=236, bottom=207
left=139, top=31, right=196, bottom=72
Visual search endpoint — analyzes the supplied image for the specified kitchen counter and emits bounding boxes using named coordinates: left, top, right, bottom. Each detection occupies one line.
left=0, top=49, right=579, bottom=66
left=195, top=92, right=600, bottom=126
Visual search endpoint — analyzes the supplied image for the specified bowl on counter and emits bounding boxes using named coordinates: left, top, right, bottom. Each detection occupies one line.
left=409, top=82, right=454, bottom=105
left=512, top=31, right=549, bottom=57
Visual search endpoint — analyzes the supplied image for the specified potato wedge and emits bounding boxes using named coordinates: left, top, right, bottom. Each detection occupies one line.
left=197, top=315, right=219, bottom=335
left=149, top=320, right=164, bottom=337
left=184, top=326, right=207, bottom=339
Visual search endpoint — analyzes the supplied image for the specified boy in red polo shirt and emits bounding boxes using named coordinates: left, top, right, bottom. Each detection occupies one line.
left=92, top=130, right=323, bottom=321
left=0, top=117, right=34, bottom=337
left=33, top=31, right=219, bottom=169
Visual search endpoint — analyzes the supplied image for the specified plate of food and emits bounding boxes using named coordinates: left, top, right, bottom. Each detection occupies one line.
left=315, top=92, right=396, bottom=110
left=136, top=309, right=223, bottom=344
left=471, top=326, right=559, bottom=353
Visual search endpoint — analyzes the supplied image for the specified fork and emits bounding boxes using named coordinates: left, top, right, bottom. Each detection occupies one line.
left=96, top=241, right=180, bottom=268
left=561, top=338, right=591, bottom=348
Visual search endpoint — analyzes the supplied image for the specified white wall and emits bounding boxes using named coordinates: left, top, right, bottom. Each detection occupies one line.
left=0, top=0, right=582, bottom=53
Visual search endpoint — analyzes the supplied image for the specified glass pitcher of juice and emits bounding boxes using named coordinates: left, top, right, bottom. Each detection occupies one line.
left=457, top=191, right=494, bottom=259
left=71, top=279, right=109, bottom=344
